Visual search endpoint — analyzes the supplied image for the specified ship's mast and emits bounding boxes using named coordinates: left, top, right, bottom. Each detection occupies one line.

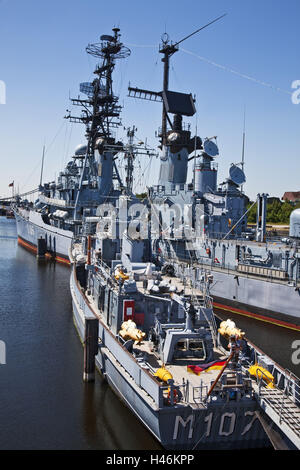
left=65, top=29, right=131, bottom=218
left=159, top=38, right=178, bottom=145
left=128, top=14, right=226, bottom=149
left=123, top=126, right=157, bottom=195
left=66, top=28, right=130, bottom=159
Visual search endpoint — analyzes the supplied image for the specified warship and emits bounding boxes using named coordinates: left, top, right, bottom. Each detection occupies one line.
left=69, top=25, right=300, bottom=448
left=13, top=28, right=131, bottom=264
left=70, top=188, right=300, bottom=450
left=127, top=18, right=300, bottom=332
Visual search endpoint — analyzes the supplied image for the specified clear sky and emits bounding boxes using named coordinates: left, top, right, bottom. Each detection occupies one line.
left=0, top=0, right=299, bottom=201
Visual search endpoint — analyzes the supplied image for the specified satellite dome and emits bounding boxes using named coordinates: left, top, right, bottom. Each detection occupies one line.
left=75, top=144, right=87, bottom=156
left=289, top=208, right=300, bottom=238
left=167, top=132, right=180, bottom=143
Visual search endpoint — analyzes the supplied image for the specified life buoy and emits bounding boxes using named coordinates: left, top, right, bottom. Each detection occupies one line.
left=214, top=257, right=220, bottom=263
left=167, top=388, right=178, bottom=405
left=206, top=248, right=211, bottom=255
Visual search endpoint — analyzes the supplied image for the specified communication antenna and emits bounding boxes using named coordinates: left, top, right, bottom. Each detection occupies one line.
left=128, top=14, right=227, bottom=147
left=229, top=164, right=246, bottom=186
left=203, top=138, right=219, bottom=157
left=173, top=13, right=227, bottom=48
left=159, top=14, right=227, bottom=144
left=39, top=145, right=45, bottom=187
left=241, top=108, right=246, bottom=191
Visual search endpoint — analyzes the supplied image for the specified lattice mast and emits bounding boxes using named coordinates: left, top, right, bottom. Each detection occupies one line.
left=66, top=28, right=131, bottom=169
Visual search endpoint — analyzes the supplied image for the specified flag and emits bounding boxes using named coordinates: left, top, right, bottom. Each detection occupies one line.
left=8, top=181, right=14, bottom=187
left=187, top=360, right=227, bottom=375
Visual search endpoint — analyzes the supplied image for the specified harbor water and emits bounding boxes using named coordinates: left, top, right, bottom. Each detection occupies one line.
left=0, top=216, right=299, bottom=449
left=0, top=217, right=160, bottom=450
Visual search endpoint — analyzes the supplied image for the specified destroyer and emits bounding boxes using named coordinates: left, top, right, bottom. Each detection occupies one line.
left=128, top=20, right=300, bottom=332
left=13, top=28, right=131, bottom=264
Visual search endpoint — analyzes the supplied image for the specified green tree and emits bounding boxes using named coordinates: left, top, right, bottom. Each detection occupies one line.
left=247, top=199, right=294, bottom=225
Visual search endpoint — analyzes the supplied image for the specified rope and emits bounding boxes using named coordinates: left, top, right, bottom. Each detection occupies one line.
left=181, top=48, right=293, bottom=97
left=0, top=188, right=39, bottom=201
left=221, top=199, right=257, bottom=241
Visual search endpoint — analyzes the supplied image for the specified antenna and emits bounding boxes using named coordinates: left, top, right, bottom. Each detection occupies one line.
left=128, top=15, right=227, bottom=146
left=173, top=13, right=227, bottom=48
left=241, top=108, right=246, bottom=191
left=159, top=14, right=227, bottom=145
left=39, top=145, right=45, bottom=187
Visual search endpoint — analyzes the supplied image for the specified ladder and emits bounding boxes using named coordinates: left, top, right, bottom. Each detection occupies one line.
left=254, top=370, right=300, bottom=449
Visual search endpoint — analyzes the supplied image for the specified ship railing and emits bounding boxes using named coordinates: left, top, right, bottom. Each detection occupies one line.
left=276, top=369, right=300, bottom=422
left=241, top=350, right=300, bottom=409
left=197, top=304, right=218, bottom=347
left=95, top=258, right=119, bottom=287
left=159, top=382, right=189, bottom=406
left=163, top=250, right=292, bottom=286
left=254, top=366, right=300, bottom=428
left=192, top=383, right=209, bottom=406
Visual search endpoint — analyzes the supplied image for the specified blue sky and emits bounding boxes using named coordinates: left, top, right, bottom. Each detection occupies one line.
left=0, top=0, right=299, bottom=200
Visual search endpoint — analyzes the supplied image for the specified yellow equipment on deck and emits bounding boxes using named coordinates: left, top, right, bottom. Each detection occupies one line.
left=218, top=319, right=245, bottom=339
left=154, top=367, right=173, bottom=383
left=114, top=267, right=129, bottom=282
left=248, top=364, right=275, bottom=389
left=119, top=320, right=145, bottom=344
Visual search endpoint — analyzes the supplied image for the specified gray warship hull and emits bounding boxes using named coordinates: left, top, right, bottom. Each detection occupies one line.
left=210, top=268, right=300, bottom=332
left=14, top=207, right=72, bottom=264
left=70, top=265, right=269, bottom=450
left=154, top=239, right=300, bottom=332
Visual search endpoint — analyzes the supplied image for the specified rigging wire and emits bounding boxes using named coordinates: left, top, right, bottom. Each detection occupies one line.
left=181, top=47, right=293, bottom=96
left=19, top=120, right=66, bottom=194
left=126, top=43, right=293, bottom=97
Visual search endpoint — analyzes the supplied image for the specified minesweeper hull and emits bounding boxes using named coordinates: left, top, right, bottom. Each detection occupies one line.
left=14, top=208, right=72, bottom=265
left=70, top=265, right=269, bottom=450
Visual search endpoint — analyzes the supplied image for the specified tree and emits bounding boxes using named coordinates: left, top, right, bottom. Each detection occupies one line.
left=247, top=199, right=294, bottom=225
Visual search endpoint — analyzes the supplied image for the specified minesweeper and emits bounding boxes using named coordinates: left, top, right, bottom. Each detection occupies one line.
left=70, top=199, right=300, bottom=450
left=13, top=29, right=131, bottom=264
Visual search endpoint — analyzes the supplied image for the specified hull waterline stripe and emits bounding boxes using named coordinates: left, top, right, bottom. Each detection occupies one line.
left=213, top=301, right=300, bottom=332
left=17, top=236, right=70, bottom=266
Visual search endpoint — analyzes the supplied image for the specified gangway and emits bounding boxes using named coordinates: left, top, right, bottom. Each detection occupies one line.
left=252, top=368, right=300, bottom=449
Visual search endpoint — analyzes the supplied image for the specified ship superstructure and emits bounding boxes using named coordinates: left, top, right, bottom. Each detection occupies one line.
left=14, top=28, right=131, bottom=263
left=69, top=22, right=300, bottom=448
left=128, top=21, right=300, bottom=332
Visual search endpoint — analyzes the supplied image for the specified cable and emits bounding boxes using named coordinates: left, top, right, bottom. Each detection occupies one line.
left=221, top=199, right=257, bottom=241
left=181, top=48, right=293, bottom=96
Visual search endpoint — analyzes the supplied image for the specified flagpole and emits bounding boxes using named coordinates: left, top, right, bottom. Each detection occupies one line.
left=205, top=352, right=234, bottom=401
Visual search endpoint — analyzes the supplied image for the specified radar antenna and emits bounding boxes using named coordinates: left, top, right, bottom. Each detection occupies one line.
left=128, top=14, right=227, bottom=146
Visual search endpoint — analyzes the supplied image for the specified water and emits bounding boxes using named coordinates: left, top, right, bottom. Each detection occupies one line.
left=0, top=217, right=299, bottom=450
left=0, top=217, right=160, bottom=450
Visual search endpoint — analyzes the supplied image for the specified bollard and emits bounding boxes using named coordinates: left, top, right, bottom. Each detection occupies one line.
left=36, top=237, right=46, bottom=260
left=83, top=318, right=99, bottom=382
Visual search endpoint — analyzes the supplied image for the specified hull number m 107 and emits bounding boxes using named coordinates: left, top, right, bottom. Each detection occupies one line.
left=173, top=410, right=257, bottom=440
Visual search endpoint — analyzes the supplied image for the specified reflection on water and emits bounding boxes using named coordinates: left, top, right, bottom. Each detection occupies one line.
left=0, top=217, right=160, bottom=450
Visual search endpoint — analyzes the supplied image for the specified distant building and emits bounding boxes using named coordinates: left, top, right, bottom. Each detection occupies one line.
left=282, top=192, right=300, bottom=203
left=267, top=197, right=281, bottom=204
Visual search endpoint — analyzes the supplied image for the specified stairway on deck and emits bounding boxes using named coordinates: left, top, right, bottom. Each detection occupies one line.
left=255, top=386, right=300, bottom=449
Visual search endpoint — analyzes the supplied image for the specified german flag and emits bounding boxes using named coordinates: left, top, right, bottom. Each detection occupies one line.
left=187, top=360, right=227, bottom=375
